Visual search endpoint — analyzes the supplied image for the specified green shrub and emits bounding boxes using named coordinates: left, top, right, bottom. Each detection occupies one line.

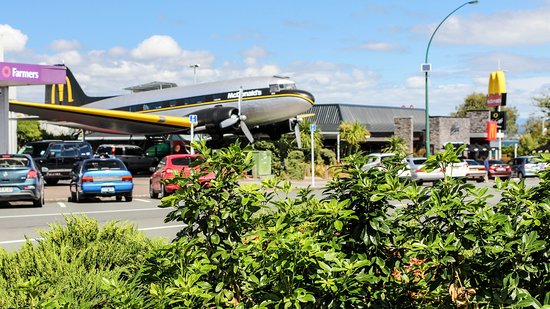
left=284, top=150, right=307, bottom=180
left=320, top=148, right=337, bottom=166
left=0, top=215, right=159, bottom=308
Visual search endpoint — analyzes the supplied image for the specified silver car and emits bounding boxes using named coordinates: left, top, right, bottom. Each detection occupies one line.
left=0, top=154, right=45, bottom=207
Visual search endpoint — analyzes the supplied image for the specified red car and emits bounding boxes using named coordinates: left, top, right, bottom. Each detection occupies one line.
left=149, top=154, right=214, bottom=198
left=484, top=159, right=512, bottom=179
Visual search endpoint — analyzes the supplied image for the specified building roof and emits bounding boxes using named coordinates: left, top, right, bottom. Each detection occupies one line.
left=306, top=103, right=426, bottom=133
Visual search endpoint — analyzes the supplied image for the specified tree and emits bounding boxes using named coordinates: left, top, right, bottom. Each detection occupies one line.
left=452, top=92, right=518, bottom=136
left=17, top=120, right=42, bottom=147
left=382, top=135, right=408, bottom=155
left=533, top=90, right=550, bottom=117
left=339, top=120, right=370, bottom=156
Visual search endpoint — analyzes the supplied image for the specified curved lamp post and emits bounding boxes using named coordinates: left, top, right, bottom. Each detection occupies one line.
left=423, top=1, right=479, bottom=157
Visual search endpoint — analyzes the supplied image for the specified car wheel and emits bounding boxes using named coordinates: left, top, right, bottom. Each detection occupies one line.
left=476, top=177, right=485, bottom=183
left=125, top=193, right=133, bottom=202
left=519, top=172, right=524, bottom=180
left=70, top=190, right=76, bottom=202
left=116, top=195, right=123, bottom=202
left=45, top=178, right=59, bottom=185
left=149, top=182, right=158, bottom=199
left=33, top=194, right=44, bottom=207
left=158, top=184, right=166, bottom=199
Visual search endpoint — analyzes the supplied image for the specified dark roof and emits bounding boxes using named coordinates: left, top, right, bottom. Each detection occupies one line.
left=306, top=103, right=426, bottom=133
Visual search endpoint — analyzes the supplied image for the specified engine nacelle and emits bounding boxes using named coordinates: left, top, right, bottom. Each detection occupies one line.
left=188, top=106, right=239, bottom=133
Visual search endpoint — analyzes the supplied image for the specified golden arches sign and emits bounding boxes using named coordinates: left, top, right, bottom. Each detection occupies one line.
left=487, top=70, right=507, bottom=107
left=50, top=76, right=73, bottom=104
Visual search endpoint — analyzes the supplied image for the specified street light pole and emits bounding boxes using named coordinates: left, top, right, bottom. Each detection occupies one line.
left=423, top=1, right=478, bottom=157
left=189, top=64, right=200, bottom=84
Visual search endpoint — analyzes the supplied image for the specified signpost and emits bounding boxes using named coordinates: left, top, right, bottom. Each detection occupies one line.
left=0, top=62, right=66, bottom=153
left=310, top=123, right=316, bottom=187
left=189, top=114, right=197, bottom=155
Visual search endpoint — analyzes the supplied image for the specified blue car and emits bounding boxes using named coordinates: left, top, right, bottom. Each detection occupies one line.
left=0, top=154, right=45, bottom=207
left=69, top=158, right=133, bottom=202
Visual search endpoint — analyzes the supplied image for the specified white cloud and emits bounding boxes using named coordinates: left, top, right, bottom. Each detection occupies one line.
left=415, top=7, right=550, bottom=46
left=49, top=39, right=80, bottom=52
left=0, top=24, right=27, bottom=52
left=406, top=76, right=424, bottom=89
left=360, top=41, right=403, bottom=52
left=131, top=35, right=182, bottom=60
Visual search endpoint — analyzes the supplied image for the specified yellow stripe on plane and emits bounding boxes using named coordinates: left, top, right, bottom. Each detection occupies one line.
left=9, top=100, right=192, bottom=128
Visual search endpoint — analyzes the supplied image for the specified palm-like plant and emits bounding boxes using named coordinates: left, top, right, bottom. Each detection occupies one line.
left=339, top=120, right=370, bottom=156
left=382, top=135, right=408, bottom=155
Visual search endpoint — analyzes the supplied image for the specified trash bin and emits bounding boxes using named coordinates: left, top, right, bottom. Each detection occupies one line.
left=250, top=150, right=272, bottom=178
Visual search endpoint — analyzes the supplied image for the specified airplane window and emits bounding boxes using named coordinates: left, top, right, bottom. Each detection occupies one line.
left=169, top=100, right=177, bottom=107
left=143, top=104, right=149, bottom=110
left=269, top=84, right=279, bottom=93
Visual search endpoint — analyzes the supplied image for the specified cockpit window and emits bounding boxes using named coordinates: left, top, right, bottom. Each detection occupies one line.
left=269, top=82, right=296, bottom=93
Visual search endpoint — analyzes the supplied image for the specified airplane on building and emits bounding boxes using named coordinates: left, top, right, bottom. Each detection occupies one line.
left=9, top=65, right=315, bottom=145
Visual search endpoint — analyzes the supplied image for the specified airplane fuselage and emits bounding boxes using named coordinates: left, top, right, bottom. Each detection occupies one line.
left=86, top=76, right=314, bottom=129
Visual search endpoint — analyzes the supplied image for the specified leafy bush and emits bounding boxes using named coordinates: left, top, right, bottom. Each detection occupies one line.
left=284, top=150, right=307, bottom=180
left=0, top=215, right=159, bottom=308
left=9, top=142, right=550, bottom=308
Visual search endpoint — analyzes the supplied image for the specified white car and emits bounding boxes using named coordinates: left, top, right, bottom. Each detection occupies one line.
left=401, top=157, right=444, bottom=185
left=444, top=159, right=469, bottom=179
left=363, top=153, right=396, bottom=171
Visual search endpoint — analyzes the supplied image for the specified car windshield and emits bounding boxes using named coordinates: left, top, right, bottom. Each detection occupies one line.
left=411, top=159, right=427, bottom=165
left=0, top=157, right=30, bottom=168
left=84, top=160, right=124, bottom=171
left=18, top=143, right=50, bottom=157
left=525, top=157, right=537, bottom=164
left=171, top=157, right=199, bottom=166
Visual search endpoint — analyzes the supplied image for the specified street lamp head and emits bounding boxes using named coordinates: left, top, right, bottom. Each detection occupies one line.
left=189, top=64, right=200, bottom=68
left=468, top=0, right=479, bottom=4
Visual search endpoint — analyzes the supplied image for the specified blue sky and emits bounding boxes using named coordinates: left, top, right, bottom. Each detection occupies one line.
left=2, top=0, right=550, bottom=121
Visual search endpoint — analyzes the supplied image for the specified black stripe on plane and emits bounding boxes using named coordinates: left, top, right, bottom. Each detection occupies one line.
left=113, top=89, right=314, bottom=114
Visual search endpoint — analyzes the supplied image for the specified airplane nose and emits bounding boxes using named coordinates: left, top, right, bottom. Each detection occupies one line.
left=295, top=90, right=315, bottom=105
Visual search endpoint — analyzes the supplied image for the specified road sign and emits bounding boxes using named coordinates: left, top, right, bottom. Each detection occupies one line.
left=189, top=114, right=198, bottom=124
left=310, top=123, right=316, bottom=132
left=490, top=111, right=507, bottom=131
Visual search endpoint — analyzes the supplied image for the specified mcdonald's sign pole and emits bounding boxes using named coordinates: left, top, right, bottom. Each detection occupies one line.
left=422, top=1, right=479, bottom=157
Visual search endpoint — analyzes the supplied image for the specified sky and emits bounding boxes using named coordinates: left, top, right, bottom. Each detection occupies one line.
left=2, top=0, right=550, bottom=121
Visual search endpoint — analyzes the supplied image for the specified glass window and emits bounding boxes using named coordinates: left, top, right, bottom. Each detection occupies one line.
left=49, top=144, right=62, bottom=157
left=125, top=147, right=143, bottom=156
left=62, top=145, right=77, bottom=157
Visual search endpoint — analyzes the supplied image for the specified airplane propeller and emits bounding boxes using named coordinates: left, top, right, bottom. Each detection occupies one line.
left=236, top=87, right=254, bottom=143
left=219, top=87, right=254, bottom=143
left=290, top=117, right=303, bottom=149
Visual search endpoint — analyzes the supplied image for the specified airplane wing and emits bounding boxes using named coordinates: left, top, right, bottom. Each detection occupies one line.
left=9, top=100, right=191, bottom=135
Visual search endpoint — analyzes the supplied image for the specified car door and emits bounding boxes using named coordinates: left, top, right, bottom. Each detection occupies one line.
left=150, top=157, right=167, bottom=192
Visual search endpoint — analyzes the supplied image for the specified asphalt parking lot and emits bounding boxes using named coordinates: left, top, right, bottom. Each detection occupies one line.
left=41, top=175, right=540, bottom=203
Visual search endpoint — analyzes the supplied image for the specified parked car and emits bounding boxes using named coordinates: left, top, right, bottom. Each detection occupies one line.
left=444, top=159, right=469, bottom=179
left=0, top=154, right=45, bottom=207
left=464, top=159, right=487, bottom=183
left=149, top=154, right=215, bottom=199
left=69, top=158, right=133, bottom=202
left=95, top=144, right=155, bottom=173
left=401, top=157, right=444, bottom=185
left=509, top=156, right=547, bottom=179
left=19, top=140, right=93, bottom=185
left=363, top=153, right=396, bottom=171
left=484, top=159, right=512, bottom=179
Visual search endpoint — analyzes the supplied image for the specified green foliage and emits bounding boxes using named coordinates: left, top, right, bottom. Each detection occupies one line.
left=284, top=150, right=307, bottom=180
left=8, top=140, right=550, bottom=308
left=383, top=135, right=408, bottom=155
left=339, top=120, right=370, bottom=156
left=320, top=148, right=337, bottom=166
left=0, top=215, right=158, bottom=308
left=17, top=120, right=42, bottom=147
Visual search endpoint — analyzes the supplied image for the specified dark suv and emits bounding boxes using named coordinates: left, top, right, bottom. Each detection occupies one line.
left=95, top=144, right=155, bottom=173
left=19, top=140, right=93, bottom=185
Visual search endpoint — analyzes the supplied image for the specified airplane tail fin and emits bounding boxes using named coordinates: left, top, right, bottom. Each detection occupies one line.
left=45, top=65, right=111, bottom=106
